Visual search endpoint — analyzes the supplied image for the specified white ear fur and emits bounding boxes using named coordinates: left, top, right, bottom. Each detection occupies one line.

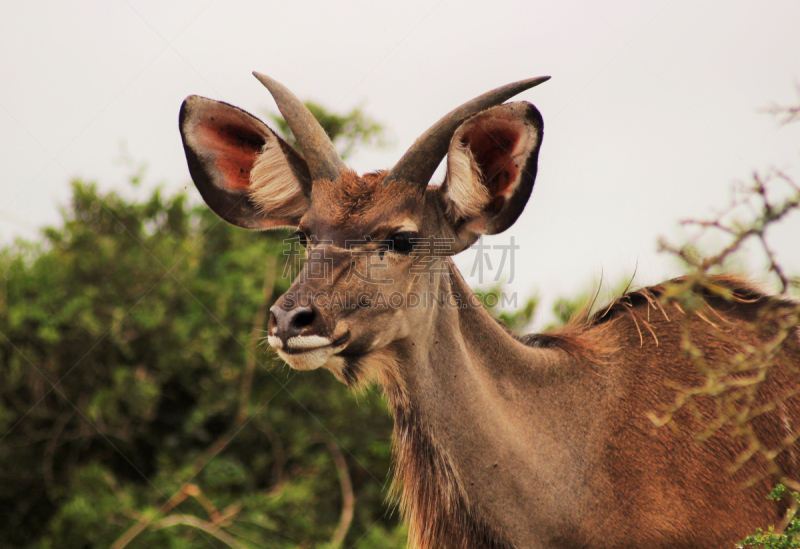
left=445, top=139, right=490, bottom=220
left=248, top=140, right=308, bottom=220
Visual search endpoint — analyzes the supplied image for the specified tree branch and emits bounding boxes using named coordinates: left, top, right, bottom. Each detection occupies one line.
left=152, top=514, right=247, bottom=549
left=327, top=439, right=355, bottom=548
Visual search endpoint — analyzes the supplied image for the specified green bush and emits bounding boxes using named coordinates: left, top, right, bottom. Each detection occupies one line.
left=0, top=180, right=401, bottom=548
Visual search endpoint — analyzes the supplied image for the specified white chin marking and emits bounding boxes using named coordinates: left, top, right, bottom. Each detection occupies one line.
left=271, top=335, right=348, bottom=372
left=276, top=347, right=334, bottom=370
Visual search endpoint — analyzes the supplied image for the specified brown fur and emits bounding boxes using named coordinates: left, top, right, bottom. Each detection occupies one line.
left=391, top=403, right=516, bottom=549
left=504, top=275, right=800, bottom=547
left=525, top=275, right=779, bottom=358
left=310, top=170, right=423, bottom=228
left=558, top=275, right=795, bottom=367
left=387, top=273, right=800, bottom=549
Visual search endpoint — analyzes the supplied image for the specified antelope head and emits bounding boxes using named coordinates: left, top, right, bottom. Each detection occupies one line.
left=179, top=73, right=547, bottom=386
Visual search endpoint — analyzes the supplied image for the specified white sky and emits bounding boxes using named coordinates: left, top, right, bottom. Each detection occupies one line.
left=2, top=0, right=799, bottom=327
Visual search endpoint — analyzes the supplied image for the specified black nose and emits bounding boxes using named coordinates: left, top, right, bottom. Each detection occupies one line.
left=270, top=306, right=316, bottom=340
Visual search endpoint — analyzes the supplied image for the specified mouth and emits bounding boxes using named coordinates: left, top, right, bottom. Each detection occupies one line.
left=267, top=332, right=351, bottom=355
left=267, top=331, right=352, bottom=371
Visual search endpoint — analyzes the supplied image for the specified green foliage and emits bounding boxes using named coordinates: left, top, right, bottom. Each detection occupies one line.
left=473, top=286, right=538, bottom=331
left=0, top=179, right=401, bottom=548
left=740, top=485, right=800, bottom=548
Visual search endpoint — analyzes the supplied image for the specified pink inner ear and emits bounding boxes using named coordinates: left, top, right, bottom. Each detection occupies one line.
left=194, top=107, right=266, bottom=191
left=463, top=117, right=530, bottom=212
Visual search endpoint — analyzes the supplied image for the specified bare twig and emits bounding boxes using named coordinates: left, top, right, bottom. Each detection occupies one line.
left=111, top=483, right=195, bottom=549
left=257, top=420, right=286, bottom=487
left=327, top=439, right=355, bottom=548
left=152, top=514, right=247, bottom=548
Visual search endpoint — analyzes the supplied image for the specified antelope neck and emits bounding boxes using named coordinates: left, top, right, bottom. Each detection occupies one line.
left=384, top=261, right=597, bottom=546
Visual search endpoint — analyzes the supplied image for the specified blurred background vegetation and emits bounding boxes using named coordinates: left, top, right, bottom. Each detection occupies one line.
left=0, top=176, right=401, bottom=548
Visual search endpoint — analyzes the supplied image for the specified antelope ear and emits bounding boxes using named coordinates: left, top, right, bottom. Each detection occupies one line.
left=179, top=95, right=311, bottom=229
left=439, top=102, right=543, bottom=250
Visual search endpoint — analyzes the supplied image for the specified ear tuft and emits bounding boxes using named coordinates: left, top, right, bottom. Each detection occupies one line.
left=249, top=142, right=309, bottom=220
left=445, top=139, right=491, bottom=219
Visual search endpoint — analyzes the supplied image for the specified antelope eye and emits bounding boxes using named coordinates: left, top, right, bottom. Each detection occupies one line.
left=291, top=231, right=308, bottom=248
left=390, top=232, right=417, bottom=254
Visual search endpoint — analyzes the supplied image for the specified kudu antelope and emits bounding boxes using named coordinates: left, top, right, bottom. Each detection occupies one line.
left=179, top=73, right=800, bottom=548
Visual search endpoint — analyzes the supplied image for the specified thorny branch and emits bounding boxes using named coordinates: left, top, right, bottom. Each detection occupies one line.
left=762, top=83, right=800, bottom=126
left=650, top=101, right=800, bottom=488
